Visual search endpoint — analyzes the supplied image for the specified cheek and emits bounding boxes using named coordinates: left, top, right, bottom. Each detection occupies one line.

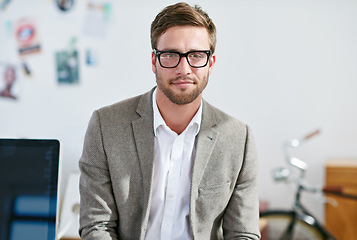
left=194, top=69, right=208, bottom=80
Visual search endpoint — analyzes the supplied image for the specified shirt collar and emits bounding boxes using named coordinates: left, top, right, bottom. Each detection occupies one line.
left=152, top=88, right=202, bottom=136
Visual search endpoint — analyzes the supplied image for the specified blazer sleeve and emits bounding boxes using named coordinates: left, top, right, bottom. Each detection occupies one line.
left=78, top=110, right=119, bottom=239
left=223, top=125, right=261, bottom=240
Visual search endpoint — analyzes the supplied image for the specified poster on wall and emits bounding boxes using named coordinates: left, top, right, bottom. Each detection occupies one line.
left=82, top=0, right=112, bottom=39
left=55, top=0, right=75, bottom=12
left=0, top=64, right=19, bottom=100
left=86, top=49, right=98, bottom=66
left=0, top=0, right=11, bottom=11
left=55, top=50, right=79, bottom=84
left=15, top=18, right=41, bottom=57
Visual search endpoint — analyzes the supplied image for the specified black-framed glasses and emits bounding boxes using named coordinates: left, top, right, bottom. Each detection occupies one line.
left=154, top=49, right=212, bottom=68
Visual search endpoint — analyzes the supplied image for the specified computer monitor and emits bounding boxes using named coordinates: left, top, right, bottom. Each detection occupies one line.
left=0, top=139, right=60, bottom=240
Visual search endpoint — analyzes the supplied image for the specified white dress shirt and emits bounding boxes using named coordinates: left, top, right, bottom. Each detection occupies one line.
left=145, top=89, right=202, bottom=240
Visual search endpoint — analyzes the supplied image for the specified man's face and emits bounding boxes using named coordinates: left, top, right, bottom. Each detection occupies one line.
left=152, top=26, right=215, bottom=105
left=4, top=67, right=16, bottom=85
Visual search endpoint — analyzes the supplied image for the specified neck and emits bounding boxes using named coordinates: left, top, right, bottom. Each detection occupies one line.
left=156, top=89, right=201, bottom=135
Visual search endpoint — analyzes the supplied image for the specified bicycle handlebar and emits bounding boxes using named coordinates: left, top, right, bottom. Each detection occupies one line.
left=323, top=185, right=343, bottom=194
left=303, top=129, right=321, bottom=141
left=323, top=186, right=357, bottom=200
left=286, top=129, right=321, bottom=148
left=278, top=129, right=322, bottom=189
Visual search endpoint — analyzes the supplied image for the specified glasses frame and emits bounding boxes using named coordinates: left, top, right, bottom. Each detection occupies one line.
left=153, top=49, right=212, bottom=69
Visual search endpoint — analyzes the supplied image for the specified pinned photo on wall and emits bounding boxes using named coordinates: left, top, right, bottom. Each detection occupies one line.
left=82, top=0, right=112, bottom=39
left=55, top=50, right=79, bottom=84
left=49, top=0, right=77, bottom=19
left=0, top=64, right=19, bottom=100
left=56, top=0, right=75, bottom=12
left=5, top=21, right=12, bottom=36
left=86, top=49, right=99, bottom=66
left=15, top=18, right=41, bottom=57
left=22, top=61, right=32, bottom=77
left=0, top=0, right=11, bottom=11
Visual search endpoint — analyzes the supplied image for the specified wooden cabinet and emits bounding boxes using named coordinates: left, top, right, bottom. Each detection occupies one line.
left=325, top=159, right=357, bottom=240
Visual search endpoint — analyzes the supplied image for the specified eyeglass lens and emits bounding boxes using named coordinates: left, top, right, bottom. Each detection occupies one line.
left=159, top=51, right=209, bottom=68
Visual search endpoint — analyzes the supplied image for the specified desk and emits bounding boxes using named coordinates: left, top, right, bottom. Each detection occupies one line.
left=325, top=159, right=357, bottom=240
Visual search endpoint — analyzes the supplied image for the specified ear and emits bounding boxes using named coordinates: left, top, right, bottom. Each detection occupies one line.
left=208, top=53, right=216, bottom=75
left=151, top=52, right=157, bottom=74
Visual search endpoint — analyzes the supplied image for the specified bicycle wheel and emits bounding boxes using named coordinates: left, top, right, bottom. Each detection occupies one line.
left=260, top=210, right=325, bottom=240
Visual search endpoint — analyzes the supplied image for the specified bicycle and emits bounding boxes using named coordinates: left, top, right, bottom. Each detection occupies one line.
left=259, top=130, right=357, bottom=240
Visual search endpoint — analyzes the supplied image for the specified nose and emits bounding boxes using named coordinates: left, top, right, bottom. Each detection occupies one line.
left=175, top=56, right=192, bottom=75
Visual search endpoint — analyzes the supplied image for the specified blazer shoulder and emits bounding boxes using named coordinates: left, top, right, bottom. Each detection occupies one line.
left=98, top=94, right=140, bottom=115
left=203, top=100, right=247, bottom=131
left=96, top=88, right=154, bottom=121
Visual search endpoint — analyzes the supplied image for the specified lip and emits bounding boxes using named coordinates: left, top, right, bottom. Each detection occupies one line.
left=171, top=80, right=196, bottom=88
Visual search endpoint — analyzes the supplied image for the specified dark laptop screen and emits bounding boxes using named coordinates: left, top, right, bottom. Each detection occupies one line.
left=0, top=139, right=60, bottom=240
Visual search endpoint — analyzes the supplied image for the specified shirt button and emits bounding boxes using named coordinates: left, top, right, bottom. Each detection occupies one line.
left=168, top=194, right=174, bottom=198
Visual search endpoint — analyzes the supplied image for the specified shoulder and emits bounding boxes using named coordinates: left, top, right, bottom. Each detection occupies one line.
left=202, top=100, right=247, bottom=132
left=95, top=88, right=154, bottom=121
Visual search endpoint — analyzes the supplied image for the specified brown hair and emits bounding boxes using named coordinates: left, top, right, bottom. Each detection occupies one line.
left=151, top=2, right=216, bottom=53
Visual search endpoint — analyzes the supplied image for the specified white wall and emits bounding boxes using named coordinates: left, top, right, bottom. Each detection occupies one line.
left=1, top=0, right=357, bottom=223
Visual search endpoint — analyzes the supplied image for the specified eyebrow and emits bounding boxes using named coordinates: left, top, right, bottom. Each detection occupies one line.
left=158, top=49, right=207, bottom=52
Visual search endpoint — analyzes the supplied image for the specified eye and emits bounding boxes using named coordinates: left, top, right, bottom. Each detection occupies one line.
left=161, top=52, right=178, bottom=58
left=189, top=52, right=206, bottom=59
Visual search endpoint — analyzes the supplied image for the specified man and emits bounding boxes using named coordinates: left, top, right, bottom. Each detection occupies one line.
left=0, top=65, right=17, bottom=100
left=79, top=2, right=260, bottom=240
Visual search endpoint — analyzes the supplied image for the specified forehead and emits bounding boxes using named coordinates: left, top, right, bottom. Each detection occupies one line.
left=156, top=25, right=210, bottom=51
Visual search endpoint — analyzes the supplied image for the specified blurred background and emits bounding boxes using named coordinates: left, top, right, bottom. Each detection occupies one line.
left=1, top=0, right=357, bottom=238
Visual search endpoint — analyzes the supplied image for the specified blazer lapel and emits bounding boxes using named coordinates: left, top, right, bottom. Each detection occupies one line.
left=190, top=101, right=219, bottom=234
left=131, top=89, right=155, bottom=238
left=192, top=100, right=219, bottom=188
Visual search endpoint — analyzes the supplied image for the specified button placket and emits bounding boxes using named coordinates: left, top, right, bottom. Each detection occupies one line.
left=161, top=134, right=185, bottom=238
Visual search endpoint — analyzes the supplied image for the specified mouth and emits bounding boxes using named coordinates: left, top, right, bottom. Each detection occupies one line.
left=170, top=78, right=196, bottom=88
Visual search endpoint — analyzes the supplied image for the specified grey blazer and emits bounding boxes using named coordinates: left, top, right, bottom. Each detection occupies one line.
left=79, top=88, right=260, bottom=240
